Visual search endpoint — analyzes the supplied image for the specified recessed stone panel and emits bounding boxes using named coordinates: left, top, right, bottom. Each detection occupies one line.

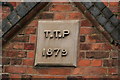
left=34, top=20, right=80, bottom=67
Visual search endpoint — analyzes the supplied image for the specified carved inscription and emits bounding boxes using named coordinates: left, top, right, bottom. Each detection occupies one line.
left=42, top=48, right=68, bottom=57
left=35, top=20, right=80, bottom=67
left=44, top=30, right=70, bottom=38
left=43, top=30, right=69, bottom=57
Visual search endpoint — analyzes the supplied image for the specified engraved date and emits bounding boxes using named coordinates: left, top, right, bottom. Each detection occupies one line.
left=42, top=48, right=68, bottom=57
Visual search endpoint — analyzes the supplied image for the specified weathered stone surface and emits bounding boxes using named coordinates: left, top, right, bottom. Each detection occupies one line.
left=89, top=6, right=100, bottom=17
left=16, top=4, right=29, bottom=17
left=110, top=16, right=119, bottom=26
left=102, top=7, right=113, bottom=19
left=35, top=20, right=80, bottom=67
left=97, top=14, right=107, bottom=25
left=95, top=2, right=106, bottom=10
left=111, top=27, right=120, bottom=41
left=82, top=2, right=93, bottom=9
left=7, top=11, right=20, bottom=25
left=104, top=22, right=115, bottom=33
left=2, top=19, right=11, bottom=34
left=23, top=2, right=37, bottom=10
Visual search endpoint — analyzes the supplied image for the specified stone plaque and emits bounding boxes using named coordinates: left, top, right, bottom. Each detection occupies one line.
left=34, top=20, right=80, bottom=67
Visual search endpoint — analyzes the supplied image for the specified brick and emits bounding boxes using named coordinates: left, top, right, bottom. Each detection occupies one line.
left=39, top=12, right=54, bottom=19
left=104, top=22, right=115, bottom=33
left=13, top=43, right=24, bottom=50
left=102, top=7, right=113, bottom=19
left=2, top=74, right=9, bottom=79
left=24, top=43, right=35, bottom=50
left=80, top=44, right=92, bottom=50
left=7, top=11, right=20, bottom=25
left=67, top=12, right=83, bottom=20
left=80, top=27, right=96, bottom=34
left=91, top=60, right=102, bottom=66
left=80, top=35, right=85, bottom=42
left=73, top=67, right=107, bottom=75
left=86, top=51, right=109, bottom=59
left=27, top=51, right=35, bottom=58
left=23, top=59, right=34, bottom=66
left=16, top=51, right=27, bottom=58
left=24, top=27, right=36, bottom=34
left=108, top=68, right=118, bottom=75
left=109, top=6, right=120, bottom=13
left=97, top=14, right=107, bottom=26
left=3, top=50, right=17, bottom=57
left=86, top=34, right=102, bottom=43
left=27, top=20, right=38, bottom=27
left=5, top=66, right=26, bottom=73
left=89, top=6, right=100, bottom=17
left=83, top=2, right=93, bottom=9
left=103, top=59, right=118, bottom=67
left=11, top=58, right=22, bottom=65
left=10, top=2, right=16, bottom=6
left=54, top=12, right=66, bottom=20
left=29, top=35, right=36, bottom=43
left=110, top=52, right=118, bottom=59
left=12, top=35, right=29, bottom=42
left=95, top=2, right=106, bottom=10
left=109, top=2, right=119, bottom=6
left=67, top=76, right=82, bottom=80
left=79, top=52, right=85, bottom=58
left=10, top=74, right=21, bottom=78
left=26, top=67, right=48, bottom=74
left=50, top=4, right=72, bottom=11
left=81, top=20, right=92, bottom=26
left=78, top=59, right=91, bottom=66
left=103, top=43, right=113, bottom=50
left=47, top=68, right=71, bottom=75
left=16, top=4, right=29, bottom=17
left=21, top=75, right=32, bottom=79
left=2, top=58, right=10, bottom=65
left=110, top=15, right=119, bottom=26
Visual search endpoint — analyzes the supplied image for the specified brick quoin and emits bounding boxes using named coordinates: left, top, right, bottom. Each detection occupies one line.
left=2, top=2, right=120, bottom=80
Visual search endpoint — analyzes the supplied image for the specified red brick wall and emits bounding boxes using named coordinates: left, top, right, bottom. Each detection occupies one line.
left=2, top=2, right=119, bottom=79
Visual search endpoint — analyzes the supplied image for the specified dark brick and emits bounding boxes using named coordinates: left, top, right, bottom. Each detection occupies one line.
left=102, top=7, right=113, bottom=19
left=110, top=15, right=119, bottom=26
left=39, top=13, right=54, bottom=19
left=95, top=2, right=106, bottom=10
left=103, top=59, right=118, bottom=67
left=16, top=4, right=29, bottom=17
left=7, top=11, right=20, bottom=25
left=80, top=36, right=85, bottom=42
left=24, top=43, right=35, bottom=50
left=104, top=22, right=115, bottom=33
left=11, top=58, right=22, bottom=65
left=97, top=14, right=107, bottom=26
left=67, top=76, right=83, bottom=80
left=86, top=52, right=109, bottom=59
left=23, top=2, right=37, bottom=10
left=82, top=2, right=93, bottom=9
left=80, top=44, right=92, bottom=50
left=2, top=74, right=9, bottom=79
left=89, top=6, right=100, bottom=17
left=3, top=50, right=17, bottom=58
left=79, top=52, right=85, bottom=58
left=2, top=58, right=10, bottom=65
left=2, top=19, right=12, bottom=34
